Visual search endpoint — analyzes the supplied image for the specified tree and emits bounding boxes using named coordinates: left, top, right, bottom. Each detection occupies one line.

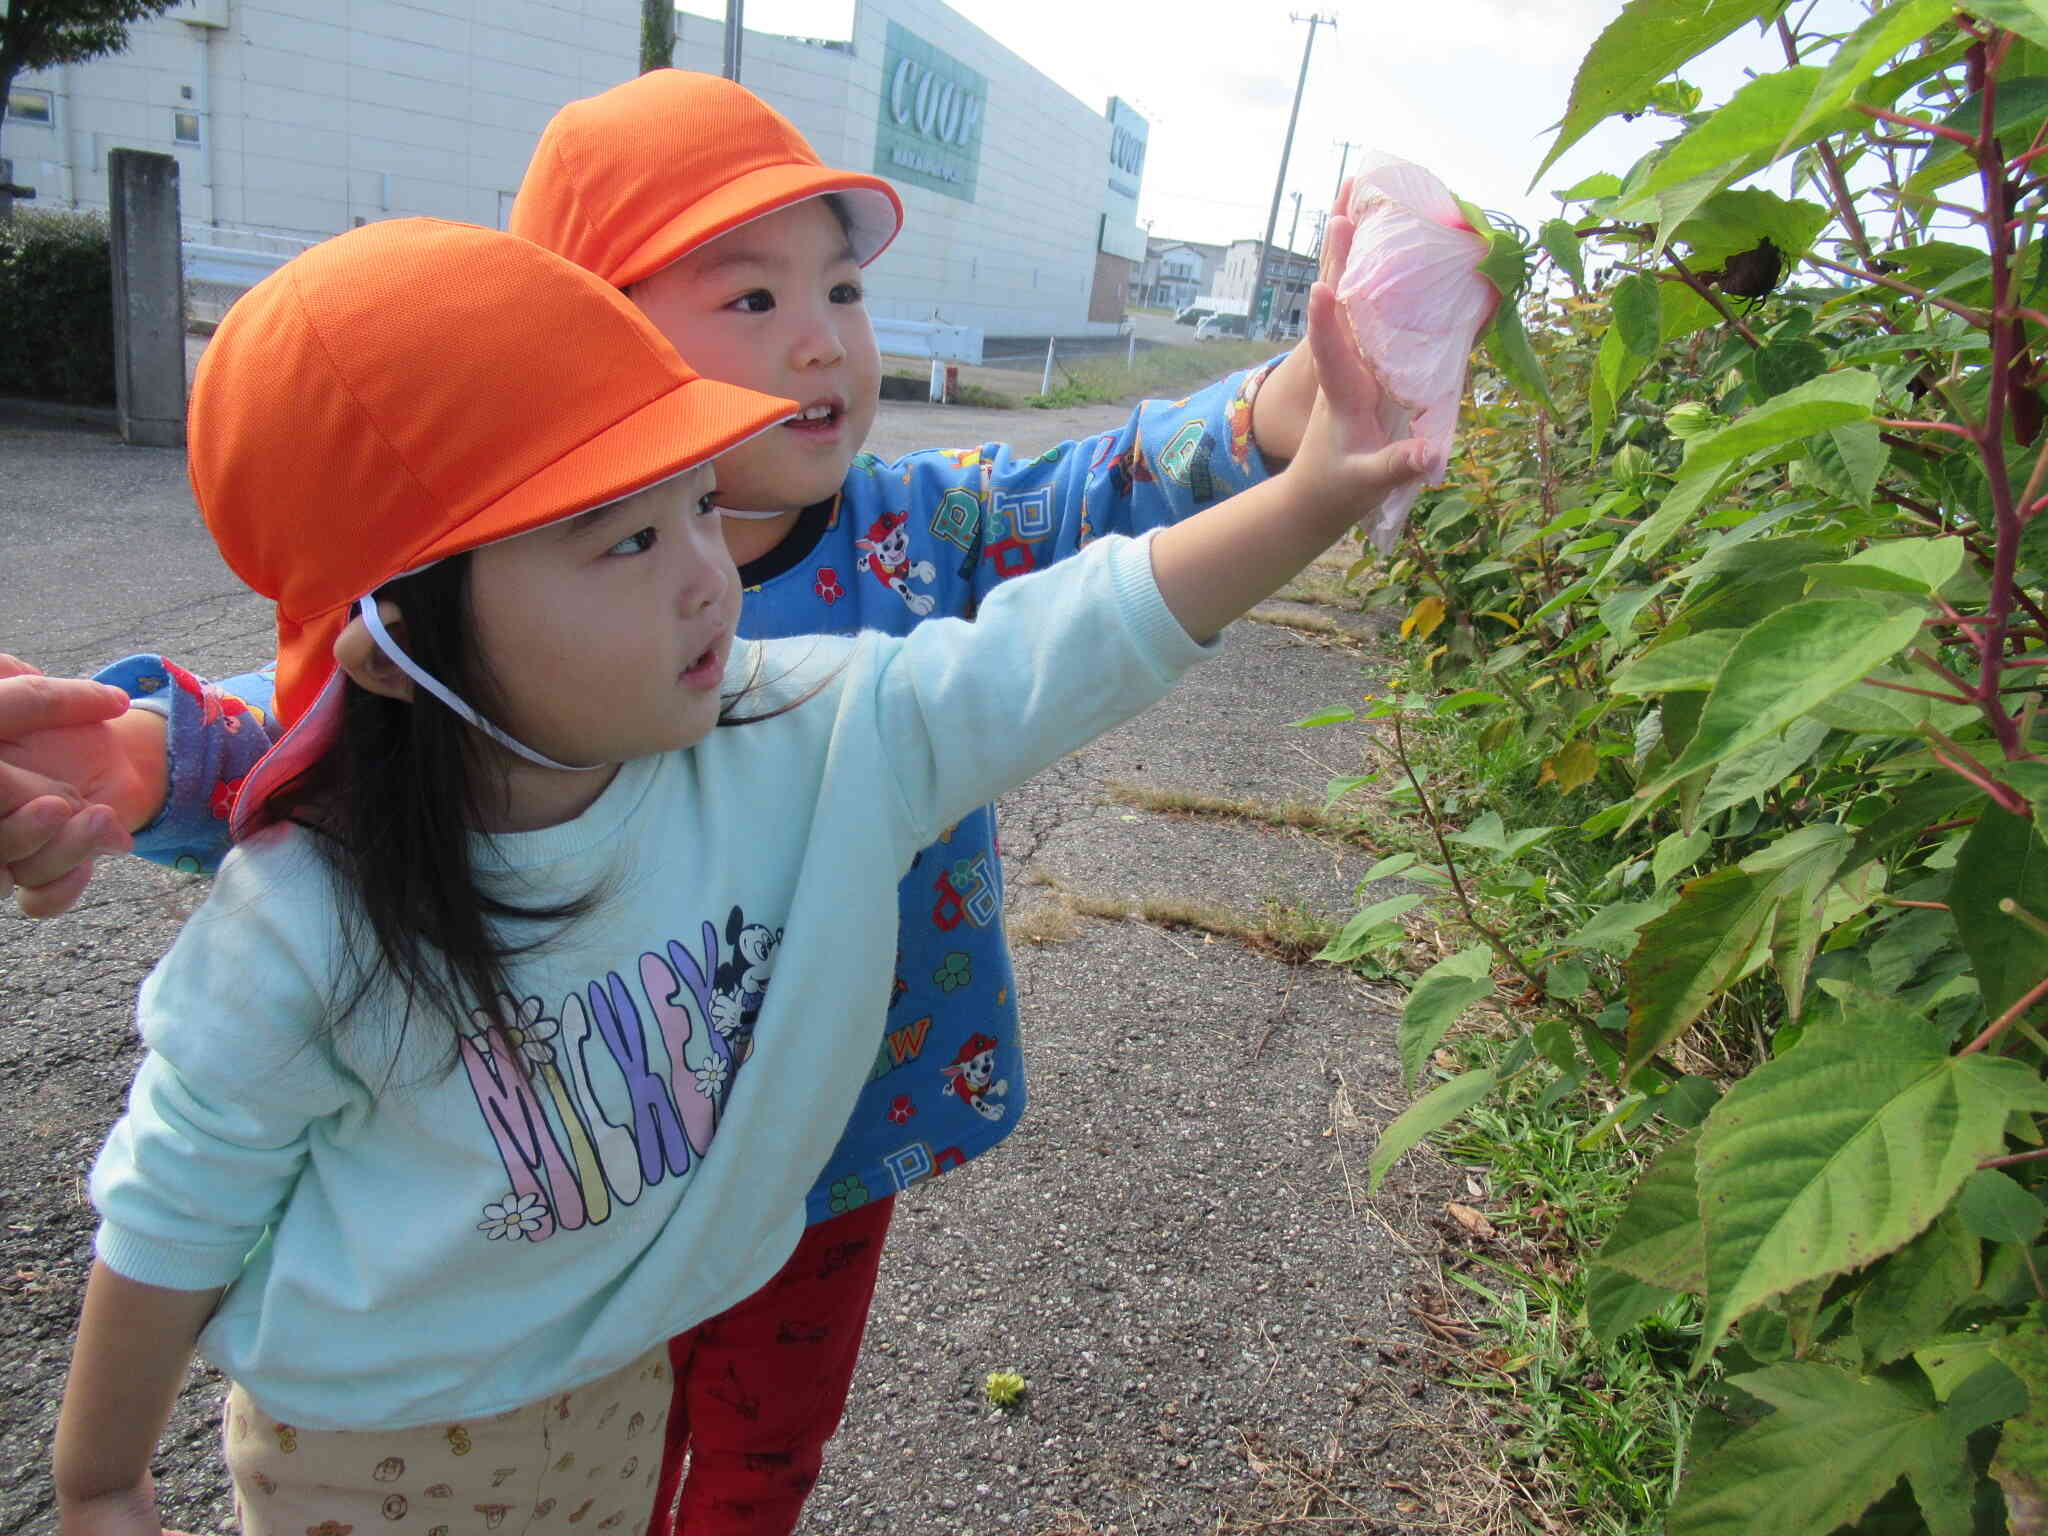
left=0, top=0, right=183, bottom=171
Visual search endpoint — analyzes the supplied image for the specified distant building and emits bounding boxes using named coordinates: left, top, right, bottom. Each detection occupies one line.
left=1209, top=237, right=1315, bottom=335
left=1129, top=235, right=1224, bottom=311
left=4, top=0, right=1152, bottom=338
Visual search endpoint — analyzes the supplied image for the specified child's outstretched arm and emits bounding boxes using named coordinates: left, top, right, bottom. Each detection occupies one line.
left=1150, top=275, right=1426, bottom=643
left=1241, top=197, right=1357, bottom=467
left=53, top=1261, right=221, bottom=1536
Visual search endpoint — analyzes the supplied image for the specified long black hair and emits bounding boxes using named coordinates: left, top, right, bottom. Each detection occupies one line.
left=265, top=553, right=590, bottom=1078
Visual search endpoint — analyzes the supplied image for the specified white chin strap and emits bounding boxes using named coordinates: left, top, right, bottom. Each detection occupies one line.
left=358, top=598, right=607, bottom=774
left=715, top=506, right=792, bottom=521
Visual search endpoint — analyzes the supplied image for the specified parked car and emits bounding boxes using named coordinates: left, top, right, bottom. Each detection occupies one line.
left=1175, top=303, right=1215, bottom=327
left=1194, top=313, right=1247, bottom=341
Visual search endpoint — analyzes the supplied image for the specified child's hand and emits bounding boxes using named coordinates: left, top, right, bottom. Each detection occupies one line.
left=1286, top=276, right=1428, bottom=522
left=0, top=657, right=140, bottom=916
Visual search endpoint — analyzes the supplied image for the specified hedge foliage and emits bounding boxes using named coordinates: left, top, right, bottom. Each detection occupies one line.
left=0, top=209, right=116, bottom=405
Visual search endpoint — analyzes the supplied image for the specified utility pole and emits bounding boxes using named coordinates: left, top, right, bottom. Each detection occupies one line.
left=722, top=0, right=745, bottom=80
left=1285, top=190, right=1304, bottom=256
left=1252, top=12, right=1334, bottom=341
left=1332, top=138, right=1361, bottom=205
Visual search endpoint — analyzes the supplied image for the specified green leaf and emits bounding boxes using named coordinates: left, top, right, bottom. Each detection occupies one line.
left=1990, top=1313, right=2048, bottom=1527
left=1976, top=0, right=2048, bottom=52
left=1692, top=996, right=2048, bottom=1362
left=1368, top=1068, right=1498, bottom=1192
left=1780, top=0, right=1959, bottom=149
left=1610, top=631, right=1741, bottom=696
left=1539, top=216, right=1586, bottom=289
left=1636, top=600, right=1926, bottom=804
left=1291, top=706, right=1356, bottom=728
left=1654, top=828, right=1714, bottom=888
left=1626, top=868, right=1781, bottom=1074
left=1614, top=271, right=1662, bottom=359
left=1611, top=69, right=1837, bottom=254
left=1587, top=1262, right=1679, bottom=1343
left=1670, top=1363, right=1971, bottom=1536
left=1314, top=891, right=1424, bottom=965
left=1533, top=0, right=1772, bottom=186
left=1564, top=896, right=1674, bottom=957
left=1949, top=805, right=2048, bottom=1020
left=1672, top=187, right=1832, bottom=268
left=1358, top=851, right=1421, bottom=884
left=1696, top=717, right=1831, bottom=825
left=1398, top=945, right=1496, bottom=1091
left=1916, top=1329, right=2013, bottom=1401
left=1852, top=1207, right=1983, bottom=1365
left=1598, top=1127, right=1707, bottom=1292
left=1750, top=338, right=1830, bottom=401
left=1484, top=296, right=1554, bottom=411
left=1955, top=1169, right=2047, bottom=1244
left=1605, top=372, right=1881, bottom=575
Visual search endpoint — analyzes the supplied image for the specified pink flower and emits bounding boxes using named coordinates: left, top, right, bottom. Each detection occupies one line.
left=1338, top=154, right=1499, bottom=553
left=814, top=568, right=844, bottom=604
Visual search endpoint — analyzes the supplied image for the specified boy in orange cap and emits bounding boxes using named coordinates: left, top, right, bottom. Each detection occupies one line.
left=8, top=69, right=1345, bottom=1534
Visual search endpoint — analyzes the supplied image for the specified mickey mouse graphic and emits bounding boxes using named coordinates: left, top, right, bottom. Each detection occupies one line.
left=854, top=510, right=937, bottom=615
left=939, top=1032, right=1008, bottom=1122
left=708, top=906, right=782, bottom=1065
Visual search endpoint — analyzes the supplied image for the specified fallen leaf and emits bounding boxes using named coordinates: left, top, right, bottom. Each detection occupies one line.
left=1445, top=1202, right=1496, bottom=1238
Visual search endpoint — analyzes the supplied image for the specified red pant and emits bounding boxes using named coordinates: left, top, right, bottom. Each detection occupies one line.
left=648, top=1196, right=895, bottom=1535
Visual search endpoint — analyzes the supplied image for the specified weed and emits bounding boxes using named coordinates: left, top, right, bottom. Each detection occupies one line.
left=1024, top=340, right=1275, bottom=409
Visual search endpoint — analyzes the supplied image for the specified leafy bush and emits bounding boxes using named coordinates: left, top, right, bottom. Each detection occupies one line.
left=1312, top=4, right=2048, bottom=1531
left=0, top=209, right=115, bottom=405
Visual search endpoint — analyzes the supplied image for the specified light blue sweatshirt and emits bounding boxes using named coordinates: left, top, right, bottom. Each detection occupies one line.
left=91, top=532, right=1218, bottom=1430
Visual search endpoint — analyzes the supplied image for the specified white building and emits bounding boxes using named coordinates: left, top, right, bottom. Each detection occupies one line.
left=1131, top=236, right=1223, bottom=312
left=2, top=0, right=1148, bottom=338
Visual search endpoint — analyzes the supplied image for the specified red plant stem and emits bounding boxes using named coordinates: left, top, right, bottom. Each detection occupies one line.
left=1927, top=741, right=2030, bottom=814
left=1913, top=648, right=1981, bottom=696
left=1806, top=253, right=1994, bottom=325
left=1920, top=817, right=1980, bottom=838
left=1881, top=898, right=1953, bottom=911
left=1869, top=677, right=1976, bottom=704
left=1856, top=102, right=1979, bottom=145
left=1977, top=1146, right=2048, bottom=1170
left=1972, top=34, right=2029, bottom=762
left=1876, top=416, right=1981, bottom=442
left=2006, top=653, right=2048, bottom=667
left=1960, top=968, right=2048, bottom=1055
left=1665, top=253, right=1764, bottom=348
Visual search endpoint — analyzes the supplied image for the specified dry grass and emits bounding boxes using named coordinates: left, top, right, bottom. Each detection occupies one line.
left=1102, top=780, right=1378, bottom=847
left=1014, top=873, right=1338, bottom=966
left=1243, top=604, right=1369, bottom=647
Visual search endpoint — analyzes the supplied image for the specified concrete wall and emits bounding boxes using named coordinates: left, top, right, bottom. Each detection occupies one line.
left=8, top=0, right=1130, bottom=338
left=6, top=0, right=637, bottom=235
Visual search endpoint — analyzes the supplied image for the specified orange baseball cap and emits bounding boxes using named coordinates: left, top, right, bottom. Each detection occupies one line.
left=188, top=217, right=796, bottom=837
left=511, top=70, right=903, bottom=289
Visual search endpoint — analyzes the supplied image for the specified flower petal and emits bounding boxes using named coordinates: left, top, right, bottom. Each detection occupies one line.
left=1337, top=153, right=1499, bottom=552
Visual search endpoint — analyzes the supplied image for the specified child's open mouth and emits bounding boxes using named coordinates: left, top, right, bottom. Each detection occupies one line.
left=682, top=644, right=724, bottom=689
left=784, top=400, right=842, bottom=435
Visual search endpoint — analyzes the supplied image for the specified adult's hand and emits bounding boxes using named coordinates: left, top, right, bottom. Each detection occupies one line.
left=0, top=656, right=136, bottom=916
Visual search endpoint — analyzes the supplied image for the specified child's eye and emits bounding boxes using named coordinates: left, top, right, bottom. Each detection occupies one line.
left=729, top=290, right=775, bottom=314
left=830, top=281, right=864, bottom=305
left=608, top=527, right=658, bottom=556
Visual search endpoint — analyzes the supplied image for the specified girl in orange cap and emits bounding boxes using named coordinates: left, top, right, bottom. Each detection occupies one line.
left=49, top=214, right=1424, bottom=1536
left=11, top=70, right=1348, bottom=1534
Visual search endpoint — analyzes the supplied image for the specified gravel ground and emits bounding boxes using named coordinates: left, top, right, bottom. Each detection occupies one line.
left=0, top=396, right=1480, bottom=1535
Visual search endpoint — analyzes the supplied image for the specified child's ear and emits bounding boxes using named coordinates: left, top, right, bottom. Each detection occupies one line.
left=333, top=600, right=416, bottom=702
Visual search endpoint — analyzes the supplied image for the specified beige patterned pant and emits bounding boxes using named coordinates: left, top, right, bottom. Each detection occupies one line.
left=220, top=1345, right=671, bottom=1536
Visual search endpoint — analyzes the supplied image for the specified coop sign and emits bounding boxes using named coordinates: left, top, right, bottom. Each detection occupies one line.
left=875, top=22, right=985, bottom=203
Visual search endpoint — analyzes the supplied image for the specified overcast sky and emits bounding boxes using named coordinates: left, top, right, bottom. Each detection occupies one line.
left=681, top=0, right=1876, bottom=252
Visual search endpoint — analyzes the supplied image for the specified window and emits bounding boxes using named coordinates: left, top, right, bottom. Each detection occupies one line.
left=5, top=89, right=53, bottom=125
left=173, top=111, right=200, bottom=143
